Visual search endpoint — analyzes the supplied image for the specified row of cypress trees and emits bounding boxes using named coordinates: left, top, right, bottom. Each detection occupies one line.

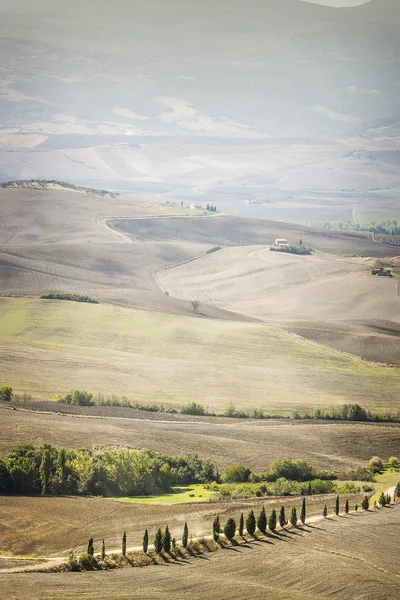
left=87, top=493, right=388, bottom=560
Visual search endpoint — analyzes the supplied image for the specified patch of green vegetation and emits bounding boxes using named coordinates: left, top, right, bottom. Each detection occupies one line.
left=270, top=244, right=312, bottom=255
left=40, top=293, right=99, bottom=304
left=113, top=484, right=213, bottom=504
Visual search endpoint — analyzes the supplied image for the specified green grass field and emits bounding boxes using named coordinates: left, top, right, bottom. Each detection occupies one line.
left=1, top=297, right=399, bottom=412
left=112, top=484, right=213, bottom=504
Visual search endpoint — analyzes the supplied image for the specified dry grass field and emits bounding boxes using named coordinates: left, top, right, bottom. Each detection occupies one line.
left=1, top=297, right=400, bottom=411
left=111, top=215, right=400, bottom=257
left=2, top=407, right=399, bottom=473
left=156, top=245, right=400, bottom=363
left=1, top=507, right=399, bottom=600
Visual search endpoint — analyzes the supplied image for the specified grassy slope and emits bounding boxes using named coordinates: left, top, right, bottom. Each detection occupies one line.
left=1, top=297, right=400, bottom=412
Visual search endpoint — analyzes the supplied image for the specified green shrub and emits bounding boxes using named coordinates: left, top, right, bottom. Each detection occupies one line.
left=0, top=386, right=12, bottom=402
left=40, top=293, right=99, bottom=304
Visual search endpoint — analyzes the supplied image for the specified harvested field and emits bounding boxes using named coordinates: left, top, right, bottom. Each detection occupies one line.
left=1, top=298, right=400, bottom=411
left=111, top=215, right=400, bottom=258
left=0, top=493, right=368, bottom=557
left=1, top=507, right=399, bottom=599
left=2, top=408, right=400, bottom=473
left=156, top=246, right=400, bottom=364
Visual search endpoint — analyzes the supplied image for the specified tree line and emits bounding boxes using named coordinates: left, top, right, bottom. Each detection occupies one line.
left=0, top=445, right=216, bottom=496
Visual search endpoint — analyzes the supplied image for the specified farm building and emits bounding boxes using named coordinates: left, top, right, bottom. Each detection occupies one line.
left=190, top=202, right=202, bottom=210
left=274, top=238, right=289, bottom=247
left=371, top=267, right=392, bottom=277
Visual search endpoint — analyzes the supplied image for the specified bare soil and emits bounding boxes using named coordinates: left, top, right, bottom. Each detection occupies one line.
left=2, top=407, right=399, bottom=473
left=1, top=506, right=398, bottom=599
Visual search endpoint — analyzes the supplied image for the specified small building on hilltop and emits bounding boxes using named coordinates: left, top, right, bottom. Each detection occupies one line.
left=274, top=238, right=289, bottom=248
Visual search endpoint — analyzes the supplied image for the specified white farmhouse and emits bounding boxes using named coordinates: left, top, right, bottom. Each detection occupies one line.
left=274, top=238, right=289, bottom=247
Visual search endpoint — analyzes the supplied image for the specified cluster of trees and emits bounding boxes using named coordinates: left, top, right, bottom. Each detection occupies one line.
left=270, top=245, right=312, bottom=255
left=0, top=386, right=12, bottom=402
left=206, top=204, right=218, bottom=212
left=0, top=445, right=216, bottom=497
left=40, top=293, right=99, bottom=304
left=55, top=389, right=94, bottom=406
left=221, top=459, right=336, bottom=485
left=1, top=180, right=119, bottom=197
left=294, top=219, right=400, bottom=236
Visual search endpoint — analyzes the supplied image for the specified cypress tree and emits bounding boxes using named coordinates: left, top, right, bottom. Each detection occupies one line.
left=163, top=525, right=171, bottom=553
left=182, top=522, right=189, bottom=549
left=257, top=506, right=267, bottom=534
left=224, top=518, right=236, bottom=541
left=239, top=512, right=244, bottom=537
left=246, top=510, right=256, bottom=536
left=335, top=495, right=339, bottom=516
left=87, top=537, right=94, bottom=557
left=154, top=528, right=163, bottom=553
left=300, top=497, right=306, bottom=524
left=268, top=508, right=277, bottom=532
left=290, top=507, right=297, bottom=527
left=122, top=531, right=127, bottom=557
left=172, top=538, right=176, bottom=549
left=308, top=481, right=312, bottom=495
left=39, top=448, right=52, bottom=495
left=143, top=529, right=149, bottom=553
left=345, top=499, right=349, bottom=514
left=362, top=495, right=369, bottom=511
left=323, top=505, right=328, bottom=518
left=212, top=515, right=220, bottom=542
left=395, top=481, right=400, bottom=500
left=57, top=448, right=67, bottom=493
left=279, top=506, right=286, bottom=529
left=101, top=539, right=105, bottom=560
left=378, top=492, right=386, bottom=506
left=355, top=503, right=358, bottom=512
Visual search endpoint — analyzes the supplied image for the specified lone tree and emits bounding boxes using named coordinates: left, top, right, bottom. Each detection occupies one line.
left=257, top=506, right=267, bottom=534
left=268, top=509, right=277, bottom=532
left=239, top=513, right=244, bottom=537
left=191, top=300, right=201, bottom=313
left=87, top=538, right=94, bottom=557
left=212, top=515, right=220, bottom=542
left=101, top=539, right=105, bottom=560
left=122, top=532, right=127, bottom=557
left=323, top=505, right=328, bottom=518
left=355, top=503, right=358, bottom=512
left=154, top=528, right=163, bottom=554
left=378, top=492, right=386, bottom=507
left=345, top=499, right=349, bottom=514
left=182, top=522, right=189, bottom=549
left=290, top=507, right=297, bottom=527
left=143, top=529, right=149, bottom=553
left=300, top=498, right=306, bottom=524
left=279, top=506, right=286, bottom=529
left=246, top=510, right=256, bottom=537
left=163, top=525, right=171, bottom=553
left=362, top=495, right=369, bottom=511
left=335, top=496, right=340, bottom=516
left=224, top=518, right=236, bottom=541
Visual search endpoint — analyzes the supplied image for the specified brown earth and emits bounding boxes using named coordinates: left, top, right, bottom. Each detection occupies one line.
left=0, top=493, right=366, bottom=558
left=2, top=407, right=400, bottom=472
left=1, top=506, right=399, bottom=600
